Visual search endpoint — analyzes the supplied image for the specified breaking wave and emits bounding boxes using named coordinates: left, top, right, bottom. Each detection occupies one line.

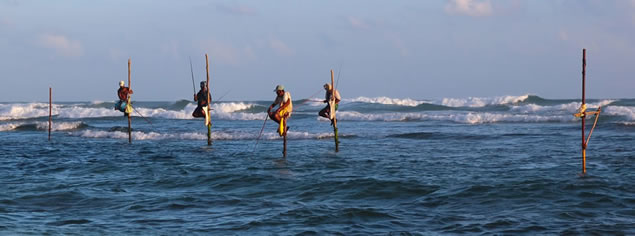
left=510, top=100, right=615, bottom=114
left=0, top=96, right=632, bottom=124
left=0, top=102, right=262, bottom=121
left=347, top=97, right=427, bottom=107
left=336, top=111, right=573, bottom=124
left=439, top=94, right=530, bottom=107
left=345, top=94, right=531, bottom=108
left=74, top=130, right=335, bottom=141
left=604, top=106, right=635, bottom=121
left=0, top=121, right=87, bottom=131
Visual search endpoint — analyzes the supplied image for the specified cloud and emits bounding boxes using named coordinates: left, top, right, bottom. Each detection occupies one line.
left=348, top=16, right=371, bottom=30
left=269, top=38, right=295, bottom=57
left=108, top=48, right=126, bottom=62
left=445, top=0, right=493, bottom=17
left=216, top=3, right=256, bottom=16
left=385, top=33, right=410, bottom=57
left=160, top=40, right=180, bottom=58
left=381, top=32, right=410, bottom=57
left=200, top=39, right=254, bottom=65
left=0, top=16, right=13, bottom=28
left=0, top=0, right=19, bottom=7
left=38, top=34, right=83, bottom=57
left=558, top=31, right=569, bottom=41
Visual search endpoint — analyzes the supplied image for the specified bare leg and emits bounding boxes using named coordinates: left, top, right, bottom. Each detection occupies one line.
left=269, top=112, right=281, bottom=124
left=192, top=106, right=205, bottom=118
left=319, top=105, right=330, bottom=119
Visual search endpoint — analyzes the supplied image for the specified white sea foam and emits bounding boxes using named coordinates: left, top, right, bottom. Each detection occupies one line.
left=300, top=99, right=327, bottom=107
left=604, top=106, right=635, bottom=120
left=211, top=102, right=254, bottom=113
left=0, top=103, right=52, bottom=120
left=511, top=100, right=616, bottom=114
left=36, top=121, right=84, bottom=131
left=0, top=122, right=23, bottom=131
left=0, top=121, right=84, bottom=131
left=112, top=102, right=261, bottom=120
left=75, top=130, right=333, bottom=140
left=336, top=111, right=573, bottom=124
left=57, top=107, right=121, bottom=118
left=0, top=102, right=262, bottom=121
left=76, top=130, right=204, bottom=140
left=440, top=94, right=530, bottom=107
left=346, top=95, right=531, bottom=108
left=348, top=97, right=426, bottom=107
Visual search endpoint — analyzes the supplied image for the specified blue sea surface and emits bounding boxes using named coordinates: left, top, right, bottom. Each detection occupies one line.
left=1, top=95, right=634, bottom=234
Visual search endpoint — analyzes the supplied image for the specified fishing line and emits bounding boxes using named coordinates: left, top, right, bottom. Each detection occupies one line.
left=299, top=88, right=324, bottom=106
left=215, top=89, right=232, bottom=103
left=130, top=105, right=154, bottom=128
left=253, top=114, right=269, bottom=152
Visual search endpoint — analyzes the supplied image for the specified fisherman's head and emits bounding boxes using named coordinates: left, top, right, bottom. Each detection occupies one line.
left=119, top=81, right=125, bottom=87
left=324, top=83, right=331, bottom=91
left=274, top=85, right=284, bottom=96
left=200, top=81, right=206, bottom=89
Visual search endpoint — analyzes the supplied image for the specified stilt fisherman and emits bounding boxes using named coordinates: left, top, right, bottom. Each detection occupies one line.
left=114, top=80, right=133, bottom=116
left=318, top=83, right=341, bottom=125
left=268, top=85, right=293, bottom=136
left=192, top=81, right=210, bottom=118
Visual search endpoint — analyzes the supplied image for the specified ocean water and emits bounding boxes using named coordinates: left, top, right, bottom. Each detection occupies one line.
left=1, top=95, right=634, bottom=234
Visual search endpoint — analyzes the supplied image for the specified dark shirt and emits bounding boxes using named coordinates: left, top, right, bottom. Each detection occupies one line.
left=196, top=89, right=209, bottom=107
left=118, top=87, right=131, bottom=101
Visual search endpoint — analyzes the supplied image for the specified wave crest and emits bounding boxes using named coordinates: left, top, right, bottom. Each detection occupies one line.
left=604, top=106, right=635, bottom=121
left=0, top=102, right=263, bottom=121
left=440, top=95, right=530, bottom=107
left=74, top=130, right=334, bottom=140
left=336, top=111, right=572, bottom=124
left=0, top=121, right=85, bottom=131
left=348, top=97, right=426, bottom=107
left=511, top=100, right=615, bottom=114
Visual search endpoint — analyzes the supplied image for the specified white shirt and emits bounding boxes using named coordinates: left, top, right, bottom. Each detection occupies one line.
left=326, top=89, right=341, bottom=102
left=273, top=91, right=293, bottom=113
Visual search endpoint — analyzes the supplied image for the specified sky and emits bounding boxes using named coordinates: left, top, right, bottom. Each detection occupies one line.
left=1, top=0, right=634, bottom=102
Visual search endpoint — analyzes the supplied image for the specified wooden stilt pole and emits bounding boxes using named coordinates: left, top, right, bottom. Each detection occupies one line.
left=573, top=49, right=603, bottom=174
left=48, top=87, right=52, bottom=141
left=331, top=70, right=339, bottom=152
left=283, top=121, right=287, bottom=158
left=128, top=58, right=132, bottom=144
left=205, top=54, right=212, bottom=146
left=581, top=49, right=586, bottom=174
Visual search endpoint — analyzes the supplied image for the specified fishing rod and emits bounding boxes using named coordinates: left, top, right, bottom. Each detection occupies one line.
left=298, top=65, right=342, bottom=106
left=189, top=56, right=196, bottom=95
left=253, top=114, right=269, bottom=152
left=335, top=64, right=342, bottom=89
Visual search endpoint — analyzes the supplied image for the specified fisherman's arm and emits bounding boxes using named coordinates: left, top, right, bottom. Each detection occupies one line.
left=267, top=103, right=275, bottom=113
